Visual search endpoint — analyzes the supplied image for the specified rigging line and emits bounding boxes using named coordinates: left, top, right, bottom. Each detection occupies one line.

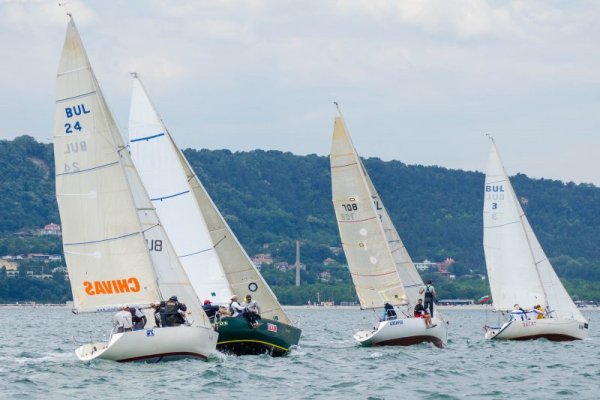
left=141, top=223, right=160, bottom=233
left=403, top=283, right=423, bottom=289
left=483, top=220, right=521, bottom=229
left=331, top=161, right=358, bottom=169
left=56, top=161, right=119, bottom=177
left=338, top=216, right=377, bottom=224
left=56, top=90, right=95, bottom=102
left=351, top=270, right=397, bottom=277
left=64, top=230, right=140, bottom=246
left=179, top=247, right=213, bottom=258
left=486, top=178, right=506, bottom=185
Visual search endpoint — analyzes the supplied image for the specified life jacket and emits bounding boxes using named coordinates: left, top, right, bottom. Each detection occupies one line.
left=424, top=285, right=434, bottom=298
left=163, top=300, right=184, bottom=325
left=164, top=300, right=178, bottom=315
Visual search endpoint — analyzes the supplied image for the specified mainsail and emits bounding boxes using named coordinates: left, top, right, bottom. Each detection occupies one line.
left=361, top=161, right=424, bottom=304
left=330, top=115, right=422, bottom=309
left=483, top=141, right=585, bottom=322
left=129, top=76, right=289, bottom=322
left=54, top=17, right=207, bottom=325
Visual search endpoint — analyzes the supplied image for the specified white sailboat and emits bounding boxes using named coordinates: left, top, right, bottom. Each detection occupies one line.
left=482, top=138, right=589, bottom=341
left=53, top=16, right=217, bottom=362
left=128, top=75, right=301, bottom=356
left=330, top=112, right=447, bottom=348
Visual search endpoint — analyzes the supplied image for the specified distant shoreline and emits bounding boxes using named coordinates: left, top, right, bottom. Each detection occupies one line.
left=0, top=303, right=67, bottom=307
left=284, top=304, right=600, bottom=311
left=1, top=303, right=598, bottom=312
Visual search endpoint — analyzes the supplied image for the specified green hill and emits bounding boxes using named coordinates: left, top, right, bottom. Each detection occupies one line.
left=1, top=135, right=599, bottom=303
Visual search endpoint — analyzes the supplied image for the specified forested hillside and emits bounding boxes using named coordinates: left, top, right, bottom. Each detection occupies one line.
left=1, top=136, right=599, bottom=303
left=184, top=148, right=600, bottom=275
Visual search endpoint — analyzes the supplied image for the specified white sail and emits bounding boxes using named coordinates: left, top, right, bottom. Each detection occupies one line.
left=129, top=77, right=232, bottom=305
left=483, top=141, right=585, bottom=322
left=129, top=76, right=289, bottom=323
left=330, top=115, right=415, bottom=309
left=361, top=163, right=424, bottom=305
left=54, top=18, right=207, bottom=327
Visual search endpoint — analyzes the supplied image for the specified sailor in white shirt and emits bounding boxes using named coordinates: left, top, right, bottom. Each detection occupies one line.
left=230, top=295, right=245, bottom=318
left=114, top=305, right=134, bottom=333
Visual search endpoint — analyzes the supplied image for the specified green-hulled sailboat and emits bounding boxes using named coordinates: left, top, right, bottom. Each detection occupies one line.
left=128, top=75, right=301, bottom=356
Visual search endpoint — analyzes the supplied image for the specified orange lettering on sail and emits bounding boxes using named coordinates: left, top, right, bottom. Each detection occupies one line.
left=94, top=281, right=106, bottom=295
left=115, top=279, right=129, bottom=293
left=83, top=281, right=94, bottom=295
left=128, top=277, right=141, bottom=292
left=101, top=281, right=114, bottom=294
left=83, top=277, right=141, bottom=296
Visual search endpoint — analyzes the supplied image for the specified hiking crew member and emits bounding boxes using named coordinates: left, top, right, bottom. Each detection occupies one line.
left=130, top=306, right=147, bottom=330
left=242, top=294, right=262, bottom=328
left=203, top=299, right=220, bottom=322
left=151, top=302, right=164, bottom=327
left=419, top=280, right=438, bottom=317
left=162, top=296, right=187, bottom=326
left=382, top=302, right=397, bottom=321
left=229, top=295, right=245, bottom=318
left=414, top=298, right=435, bottom=328
left=113, top=305, right=133, bottom=333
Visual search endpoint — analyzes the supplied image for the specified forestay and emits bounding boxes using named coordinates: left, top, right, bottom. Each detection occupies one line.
left=129, top=76, right=289, bottom=323
left=330, top=116, right=412, bottom=309
left=483, top=141, right=585, bottom=322
left=54, top=19, right=207, bottom=326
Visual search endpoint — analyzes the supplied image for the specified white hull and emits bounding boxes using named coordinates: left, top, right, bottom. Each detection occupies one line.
left=484, top=317, right=589, bottom=341
left=354, top=316, right=447, bottom=348
left=75, top=326, right=218, bottom=362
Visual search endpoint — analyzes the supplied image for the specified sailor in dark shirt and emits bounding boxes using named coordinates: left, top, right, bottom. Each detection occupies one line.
left=203, top=299, right=220, bottom=322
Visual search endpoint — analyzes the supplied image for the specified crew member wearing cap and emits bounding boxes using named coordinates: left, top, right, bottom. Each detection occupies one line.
left=113, top=305, right=133, bottom=333
left=202, top=299, right=220, bottom=322
left=162, top=295, right=188, bottom=327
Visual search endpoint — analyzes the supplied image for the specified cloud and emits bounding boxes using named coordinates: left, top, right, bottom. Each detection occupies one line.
left=1, top=0, right=599, bottom=184
left=336, top=0, right=520, bottom=38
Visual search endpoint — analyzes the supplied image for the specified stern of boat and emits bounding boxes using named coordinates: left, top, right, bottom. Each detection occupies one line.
left=216, top=317, right=301, bottom=356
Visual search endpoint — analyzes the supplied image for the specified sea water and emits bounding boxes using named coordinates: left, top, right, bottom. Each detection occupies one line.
left=0, top=306, right=598, bottom=399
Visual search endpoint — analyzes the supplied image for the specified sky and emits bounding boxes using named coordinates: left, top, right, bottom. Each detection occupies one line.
left=1, top=0, right=599, bottom=185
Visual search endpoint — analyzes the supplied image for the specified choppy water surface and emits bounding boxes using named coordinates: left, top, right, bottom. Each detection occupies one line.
left=0, top=307, right=598, bottom=399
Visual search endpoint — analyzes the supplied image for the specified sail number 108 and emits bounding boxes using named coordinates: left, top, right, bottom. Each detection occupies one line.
left=342, top=203, right=358, bottom=211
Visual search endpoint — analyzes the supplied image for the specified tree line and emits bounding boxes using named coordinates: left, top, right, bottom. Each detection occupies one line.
left=1, top=135, right=599, bottom=303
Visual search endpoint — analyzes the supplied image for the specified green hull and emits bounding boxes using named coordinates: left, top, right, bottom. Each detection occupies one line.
left=215, top=317, right=301, bottom=357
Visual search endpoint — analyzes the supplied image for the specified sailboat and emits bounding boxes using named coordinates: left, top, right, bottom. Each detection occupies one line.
left=482, top=138, right=589, bottom=341
left=53, top=16, right=217, bottom=362
left=128, top=75, right=301, bottom=356
left=330, top=111, right=447, bottom=348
